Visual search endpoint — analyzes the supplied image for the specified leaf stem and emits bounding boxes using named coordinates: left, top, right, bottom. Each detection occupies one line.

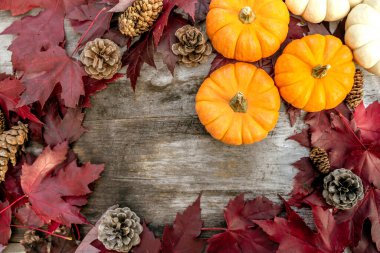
left=335, top=110, right=367, bottom=150
left=71, top=7, right=108, bottom=57
left=10, top=224, right=72, bottom=240
left=201, top=227, right=227, bottom=231
left=0, top=194, right=27, bottom=215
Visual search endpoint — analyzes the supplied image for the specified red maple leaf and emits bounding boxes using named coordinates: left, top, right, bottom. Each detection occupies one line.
left=20, top=142, right=104, bottom=226
left=1, top=9, right=64, bottom=70
left=207, top=194, right=280, bottom=253
left=14, top=203, right=44, bottom=227
left=335, top=187, right=380, bottom=250
left=43, top=108, right=86, bottom=146
left=123, top=33, right=156, bottom=90
left=162, top=195, right=205, bottom=253
left=256, top=200, right=350, bottom=253
left=109, top=0, right=134, bottom=12
left=152, top=0, right=198, bottom=46
left=353, top=102, right=380, bottom=146
left=18, top=46, right=86, bottom=108
left=133, top=223, right=161, bottom=253
left=67, top=1, right=113, bottom=48
left=0, top=0, right=85, bottom=16
left=0, top=200, right=11, bottom=247
left=352, top=221, right=379, bottom=253
left=0, top=78, right=41, bottom=123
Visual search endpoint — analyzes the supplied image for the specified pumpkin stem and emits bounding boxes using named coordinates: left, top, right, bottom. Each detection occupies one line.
left=230, top=92, right=248, bottom=113
left=239, top=6, right=255, bottom=24
left=312, top=64, right=331, bottom=79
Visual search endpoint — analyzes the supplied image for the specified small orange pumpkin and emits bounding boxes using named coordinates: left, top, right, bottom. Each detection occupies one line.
left=196, top=63, right=280, bottom=145
left=275, top=34, right=356, bottom=112
left=206, top=0, right=290, bottom=62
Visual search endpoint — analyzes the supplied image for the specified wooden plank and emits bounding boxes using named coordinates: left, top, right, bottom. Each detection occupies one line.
left=0, top=9, right=380, bottom=246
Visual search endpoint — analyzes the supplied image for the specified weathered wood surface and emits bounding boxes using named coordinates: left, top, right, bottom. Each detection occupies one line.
left=1, top=10, right=380, bottom=251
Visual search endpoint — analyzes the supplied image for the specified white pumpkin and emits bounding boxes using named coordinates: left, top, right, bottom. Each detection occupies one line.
left=345, top=0, right=380, bottom=76
left=286, top=0, right=363, bottom=23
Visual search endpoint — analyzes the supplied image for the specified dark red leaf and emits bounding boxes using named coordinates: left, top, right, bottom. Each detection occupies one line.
left=20, top=142, right=104, bottom=226
left=256, top=200, right=350, bottom=253
left=133, top=223, right=161, bottom=253
left=352, top=221, right=379, bottom=253
left=43, top=108, right=86, bottom=146
left=18, top=46, right=86, bottom=108
left=68, top=2, right=113, bottom=48
left=207, top=194, right=280, bottom=253
left=14, top=203, right=45, bottom=227
left=1, top=9, right=64, bottom=70
left=123, top=33, right=156, bottom=90
left=152, top=0, right=198, bottom=46
left=0, top=0, right=85, bottom=15
left=162, top=195, right=204, bottom=253
left=157, top=14, right=190, bottom=75
left=0, top=200, right=11, bottom=246
left=308, top=23, right=331, bottom=36
left=0, top=78, right=41, bottom=123
left=286, top=16, right=308, bottom=43
left=195, top=0, right=210, bottom=23
left=335, top=188, right=380, bottom=250
left=287, top=128, right=311, bottom=148
left=353, top=102, right=380, bottom=146
left=286, top=104, right=301, bottom=127
left=108, top=0, right=134, bottom=12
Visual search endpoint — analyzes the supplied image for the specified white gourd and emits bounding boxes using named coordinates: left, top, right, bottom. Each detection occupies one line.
left=345, top=0, right=380, bottom=76
left=286, top=0, right=363, bottom=23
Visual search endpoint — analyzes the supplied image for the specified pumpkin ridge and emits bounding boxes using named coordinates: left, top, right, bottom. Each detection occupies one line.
left=207, top=20, right=237, bottom=41
left=303, top=79, right=325, bottom=111
left=203, top=78, right=232, bottom=101
left=218, top=113, right=236, bottom=142
left=237, top=63, right=257, bottom=94
left=201, top=104, right=231, bottom=126
left=291, top=80, right=315, bottom=109
left=254, top=0, right=281, bottom=14
left=327, top=72, right=354, bottom=92
left=275, top=73, right=312, bottom=88
left=254, top=19, right=281, bottom=44
left=281, top=51, right=313, bottom=68
left=246, top=109, right=272, bottom=131
left=275, top=54, right=312, bottom=74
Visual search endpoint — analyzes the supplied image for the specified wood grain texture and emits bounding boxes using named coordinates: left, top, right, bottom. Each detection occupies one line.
left=1, top=9, right=380, bottom=250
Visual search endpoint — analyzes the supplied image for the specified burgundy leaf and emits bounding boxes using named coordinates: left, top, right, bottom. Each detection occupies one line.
left=133, top=223, right=161, bottom=253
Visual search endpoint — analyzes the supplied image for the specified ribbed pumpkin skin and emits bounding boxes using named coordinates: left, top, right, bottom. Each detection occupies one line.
left=206, top=0, right=289, bottom=62
left=275, top=34, right=355, bottom=112
left=196, top=63, right=280, bottom=145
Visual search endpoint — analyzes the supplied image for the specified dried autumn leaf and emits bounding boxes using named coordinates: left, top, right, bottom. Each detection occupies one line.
left=133, top=223, right=161, bottom=253
left=0, top=200, right=11, bottom=247
left=43, top=108, right=86, bottom=146
left=162, top=195, right=204, bottom=253
left=207, top=194, right=280, bottom=253
left=68, top=1, right=113, bottom=48
left=152, top=0, right=198, bottom=46
left=256, top=200, right=350, bottom=253
left=14, top=204, right=44, bottom=227
left=0, top=78, right=41, bottom=123
left=335, top=187, right=380, bottom=250
left=108, top=0, right=134, bottom=12
left=20, top=142, right=104, bottom=226
left=353, top=102, right=380, bottom=146
left=1, top=9, right=64, bottom=70
left=0, top=0, right=85, bottom=15
left=352, top=221, right=379, bottom=253
left=18, top=46, right=86, bottom=108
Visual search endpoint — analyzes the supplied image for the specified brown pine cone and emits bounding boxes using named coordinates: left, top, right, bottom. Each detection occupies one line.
left=20, top=230, right=48, bottom=253
left=119, top=0, right=163, bottom=37
left=345, top=69, right=364, bottom=110
left=322, top=169, right=364, bottom=210
left=98, top=206, right=143, bottom=252
left=0, top=122, right=28, bottom=182
left=0, top=109, right=5, bottom=134
left=172, top=25, right=213, bottom=67
left=310, top=147, right=330, bottom=174
left=80, top=38, right=122, bottom=80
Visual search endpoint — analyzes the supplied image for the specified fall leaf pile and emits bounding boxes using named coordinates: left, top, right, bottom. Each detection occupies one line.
left=0, top=0, right=379, bottom=252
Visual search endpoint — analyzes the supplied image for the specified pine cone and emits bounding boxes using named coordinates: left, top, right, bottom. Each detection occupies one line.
left=98, top=206, right=143, bottom=252
left=0, top=109, right=5, bottom=134
left=21, top=230, right=48, bottom=253
left=322, top=169, right=364, bottom=210
left=310, top=147, right=330, bottom=174
left=80, top=38, right=122, bottom=80
left=172, top=25, right=213, bottom=67
left=345, top=69, right=364, bottom=110
left=119, top=0, right=163, bottom=37
left=0, top=122, right=28, bottom=182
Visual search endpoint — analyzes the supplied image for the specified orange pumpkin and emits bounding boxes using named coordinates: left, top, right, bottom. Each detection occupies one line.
left=196, top=63, right=280, bottom=145
left=275, top=34, right=355, bottom=112
left=206, top=0, right=290, bottom=62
